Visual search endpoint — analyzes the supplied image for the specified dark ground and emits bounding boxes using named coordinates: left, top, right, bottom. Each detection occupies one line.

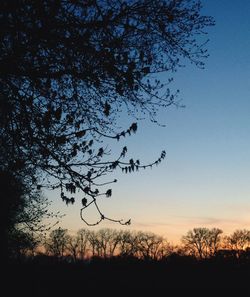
left=5, top=258, right=250, bottom=296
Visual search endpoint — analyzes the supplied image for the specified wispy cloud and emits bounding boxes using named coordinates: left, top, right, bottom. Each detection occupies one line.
left=132, top=215, right=250, bottom=241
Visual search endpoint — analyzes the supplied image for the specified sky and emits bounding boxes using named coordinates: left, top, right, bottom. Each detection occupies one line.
left=46, top=0, right=250, bottom=243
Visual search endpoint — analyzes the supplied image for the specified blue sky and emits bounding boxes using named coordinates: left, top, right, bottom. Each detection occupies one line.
left=47, top=0, right=250, bottom=242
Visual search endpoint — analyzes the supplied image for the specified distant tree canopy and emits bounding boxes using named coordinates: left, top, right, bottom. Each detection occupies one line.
left=24, top=227, right=250, bottom=262
left=0, top=0, right=214, bottom=226
left=44, top=227, right=173, bottom=260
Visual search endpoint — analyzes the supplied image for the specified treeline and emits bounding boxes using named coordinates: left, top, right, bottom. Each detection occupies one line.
left=14, top=227, right=250, bottom=263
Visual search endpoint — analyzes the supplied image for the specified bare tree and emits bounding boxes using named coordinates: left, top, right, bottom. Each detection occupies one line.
left=105, top=229, right=122, bottom=257
left=76, top=229, right=91, bottom=260
left=207, top=228, right=223, bottom=257
left=92, top=229, right=121, bottom=258
left=117, top=230, right=138, bottom=257
left=135, top=232, right=164, bottom=260
left=181, top=228, right=223, bottom=259
left=154, top=239, right=174, bottom=260
left=45, top=227, right=70, bottom=259
left=67, top=234, right=80, bottom=262
left=223, top=229, right=250, bottom=257
left=88, top=230, right=101, bottom=257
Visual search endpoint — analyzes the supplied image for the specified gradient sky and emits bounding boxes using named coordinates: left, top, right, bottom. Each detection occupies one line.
left=46, top=0, right=250, bottom=243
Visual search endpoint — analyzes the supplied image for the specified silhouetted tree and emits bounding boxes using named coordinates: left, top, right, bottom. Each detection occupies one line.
left=207, top=227, right=223, bottom=257
left=89, top=228, right=121, bottom=257
left=100, top=229, right=121, bottom=257
left=1, top=170, right=60, bottom=259
left=136, top=231, right=166, bottom=260
left=43, top=228, right=173, bottom=260
left=67, top=234, right=80, bottom=262
left=117, top=230, right=137, bottom=257
left=45, top=227, right=70, bottom=259
left=32, top=227, right=250, bottom=264
left=88, top=230, right=101, bottom=257
left=7, top=228, right=38, bottom=260
left=76, top=229, right=91, bottom=260
left=154, top=238, right=173, bottom=260
left=223, top=229, right=250, bottom=258
left=1, top=0, right=214, bottom=227
left=181, top=227, right=223, bottom=259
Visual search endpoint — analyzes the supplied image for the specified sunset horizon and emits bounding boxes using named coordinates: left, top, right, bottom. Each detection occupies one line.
left=2, top=0, right=250, bottom=292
